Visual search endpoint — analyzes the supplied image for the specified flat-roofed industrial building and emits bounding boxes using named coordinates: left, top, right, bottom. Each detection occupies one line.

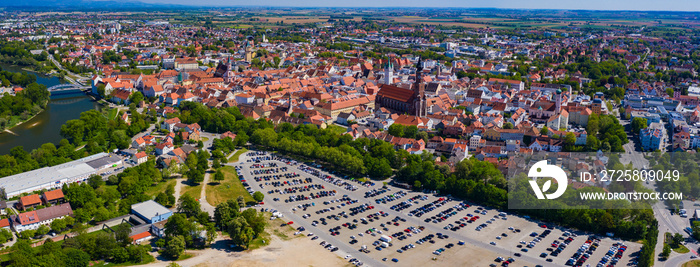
left=0, top=153, right=122, bottom=198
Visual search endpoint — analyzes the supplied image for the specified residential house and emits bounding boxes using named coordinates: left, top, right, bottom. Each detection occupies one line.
left=133, top=152, right=148, bottom=164
left=42, top=189, right=65, bottom=205
left=11, top=203, right=73, bottom=232
left=18, top=194, right=42, bottom=211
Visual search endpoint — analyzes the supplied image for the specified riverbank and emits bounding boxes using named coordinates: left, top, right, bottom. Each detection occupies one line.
left=1, top=110, right=43, bottom=135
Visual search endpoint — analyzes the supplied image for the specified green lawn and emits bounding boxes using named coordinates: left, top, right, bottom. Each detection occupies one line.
left=270, top=217, right=298, bottom=241
left=683, top=260, right=700, bottom=267
left=176, top=253, right=194, bottom=261
left=180, top=182, right=203, bottom=200
left=106, top=108, right=118, bottom=120
left=327, top=124, right=347, bottom=135
left=144, top=179, right=177, bottom=198
left=665, top=232, right=690, bottom=254
left=228, top=148, right=248, bottom=163
left=674, top=244, right=690, bottom=254
left=206, top=166, right=255, bottom=206
left=101, top=254, right=155, bottom=266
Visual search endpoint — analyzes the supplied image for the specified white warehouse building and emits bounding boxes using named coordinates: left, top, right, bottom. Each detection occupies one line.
left=0, top=153, right=122, bottom=198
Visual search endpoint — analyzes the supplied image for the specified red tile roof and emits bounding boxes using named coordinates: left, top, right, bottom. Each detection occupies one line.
left=130, top=231, right=152, bottom=241
left=18, top=211, right=40, bottom=225
left=20, top=194, right=42, bottom=206
left=43, top=189, right=65, bottom=201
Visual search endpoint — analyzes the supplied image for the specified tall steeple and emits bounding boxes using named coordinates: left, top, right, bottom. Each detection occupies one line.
left=413, top=57, right=427, bottom=117
left=384, top=61, right=393, bottom=85
left=414, top=57, right=424, bottom=98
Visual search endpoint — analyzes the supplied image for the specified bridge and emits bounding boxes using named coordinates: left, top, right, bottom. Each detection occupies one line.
left=47, top=84, right=91, bottom=92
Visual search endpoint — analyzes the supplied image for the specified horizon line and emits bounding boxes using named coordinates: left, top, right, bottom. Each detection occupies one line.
left=3, top=4, right=700, bottom=13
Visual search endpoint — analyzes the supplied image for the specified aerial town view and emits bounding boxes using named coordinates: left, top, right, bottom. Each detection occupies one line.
left=0, top=0, right=700, bottom=266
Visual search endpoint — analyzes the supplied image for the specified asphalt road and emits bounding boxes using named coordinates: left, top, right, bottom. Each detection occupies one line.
left=619, top=118, right=698, bottom=266
left=231, top=151, right=557, bottom=267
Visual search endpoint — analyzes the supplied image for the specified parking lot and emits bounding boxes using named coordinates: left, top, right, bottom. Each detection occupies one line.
left=234, top=150, right=643, bottom=267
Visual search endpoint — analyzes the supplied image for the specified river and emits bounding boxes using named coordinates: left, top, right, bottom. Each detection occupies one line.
left=0, top=64, right=100, bottom=155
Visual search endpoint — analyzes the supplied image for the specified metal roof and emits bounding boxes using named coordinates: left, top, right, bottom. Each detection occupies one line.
left=0, top=153, right=109, bottom=196
left=131, top=200, right=171, bottom=220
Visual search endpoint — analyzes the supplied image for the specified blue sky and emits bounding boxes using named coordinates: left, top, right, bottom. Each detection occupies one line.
left=135, top=0, right=700, bottom=11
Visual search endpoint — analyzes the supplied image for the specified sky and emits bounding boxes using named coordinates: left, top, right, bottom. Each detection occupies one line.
left=134, top=0, right=700, bottom=11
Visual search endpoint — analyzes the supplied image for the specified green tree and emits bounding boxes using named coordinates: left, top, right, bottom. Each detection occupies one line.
left=36, top=225, right=50, bottom=236
left=50, top=218, right=67, bottom=233
left=65, top=248, right=91, bottom=267
left=251, top=128, right=277, bottom=147
left=111, top=247, right=130, bottom=263
left=214, top=169, right=224, bottom=183
left=672, top=233, right=684, bottom=248
left=227, top=217, right=254, bottom=249
left=88, top=174, right=104, bottom=188
left=164, top=235, right=186, bottom=259
left=177, top=195, right=202, bottom=218
left=666, top=88, right=674, bottom=97
left=564, top=132, right=577, bottom=146
left=661, top=243, right=671, bottom=259
left=97, top=84, right=106, bottom=98
left=237, top=196, right=245, bottom=210
left=503, top=122, right=514, bottom=129
left=129, top=91, right=145, bottom=104
left=540, top=126, right=549, bottom=135
left=214, top=200, right=240, bottom=230
left=0, top=228, right=12, bottom=243
left=253, top=191, right=264, bottom=202
left=631, top=117, right=648, bottom=134
left=403, top=125, right=418, bottom=139
left=388, top=124, right=404, bottom=137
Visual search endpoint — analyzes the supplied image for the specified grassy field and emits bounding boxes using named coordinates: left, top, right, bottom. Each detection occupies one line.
left=205, top=166, right=255, bottom=206
left=665, top=232, right=691, bottom=254
left=228, top=148, right=248, bottom=163
left=107, top=108, right=118, bottom=120
left=683, top=260, right=700, bottom=267
left=176, top=253, right=194, bottom=261
left=270, top=217, right=299, bottom=241
left=180, top=182, right=203, bottom=199
left=101, top=254, right=155, bottom=266
left=327, top=125, right=347, bottom=135
left=674, top=244, right=690, bottom=254
left=144, top=179, right=176, bottom=198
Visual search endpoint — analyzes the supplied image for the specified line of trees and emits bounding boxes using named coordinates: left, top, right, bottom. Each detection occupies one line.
left=168, top=102, right=654, bottom=243
left=0, top=82, right=50, bottom=131
left=157, top=195, right=216, bottom=259
left=63, top=161, right=162, bottom=224
left=7, top=223, right=152, bottom=266
left=214, top=199, right=266, bottom=249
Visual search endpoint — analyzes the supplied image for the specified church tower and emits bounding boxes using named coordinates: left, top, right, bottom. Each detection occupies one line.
left=383, top=62, right=393, bottom=85
left=244, top=36, right=254, bottom=62
left=413, top=58, right=428, bottom=117
left=287, top=94, right=294, bottom=115
left=555, top=89, right=563, bottom=113
left=223, top=57, right=235, bottom=83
